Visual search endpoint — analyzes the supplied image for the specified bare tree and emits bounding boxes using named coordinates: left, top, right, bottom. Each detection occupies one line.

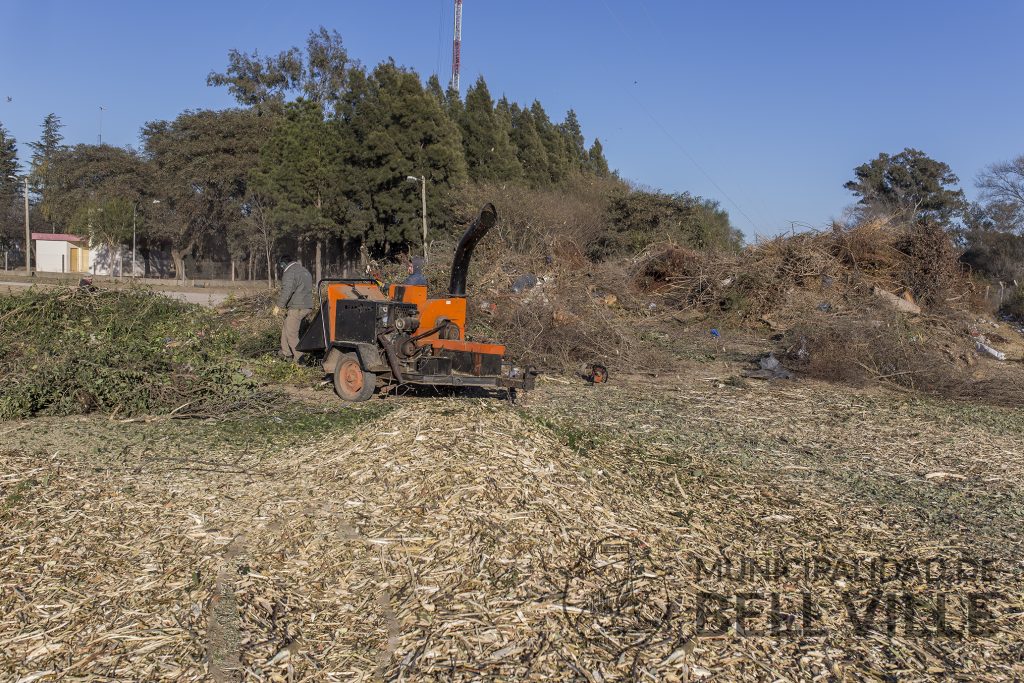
left=977, top=155, right=1024, bottom=233
left=246, top=194, right=278, bottom=288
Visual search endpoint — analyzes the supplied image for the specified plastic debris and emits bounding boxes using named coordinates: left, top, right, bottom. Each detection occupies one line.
left=511, top=274, right=539, bottom=293
left=976, top=340, right=1006, bottom=361
left=741, top=352, right=795, bottom=380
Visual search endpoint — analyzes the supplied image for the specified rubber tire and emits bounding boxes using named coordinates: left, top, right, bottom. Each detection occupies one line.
left=333, top=353, right=376, bottom=402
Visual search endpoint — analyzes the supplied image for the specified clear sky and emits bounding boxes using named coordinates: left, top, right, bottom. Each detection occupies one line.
left=1, top=0, right=1022, bottom=238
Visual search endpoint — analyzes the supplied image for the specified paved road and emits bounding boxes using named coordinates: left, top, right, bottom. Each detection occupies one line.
left=0, top=280, right=230, bottom=307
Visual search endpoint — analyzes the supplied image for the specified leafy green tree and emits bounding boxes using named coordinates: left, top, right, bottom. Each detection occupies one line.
left=253, top=98, right=344, bottom=280
left=45, top=144, right=148, bottom=236
left=586, top=138, right=610, bottom=177
left=845, top=148, right=966, bottom=224
left=0, top=123, right=19, bottom=203
left=76, top=197, right=136, bottom=250
left=459, top=77, right=521, bottom=182
left=143, top=109, right=269, bottom=279
left=961, top=201, right=1024, bottom=282
left=443, top=83, right=464, bottom=121
left=207, top=26, right=350, bottom=114
left=598, top=191, right=740, bottom=258
left=425, top=74, right=446, bottom=104
left=0, top=122, right=20, bottom=181
left=28, top=113, right=64, bottom=219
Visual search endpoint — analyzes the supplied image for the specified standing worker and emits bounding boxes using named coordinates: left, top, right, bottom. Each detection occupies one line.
left=273, top=254, right=313, bottom=362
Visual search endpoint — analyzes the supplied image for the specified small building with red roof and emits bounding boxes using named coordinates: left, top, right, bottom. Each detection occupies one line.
left=32, top=232, right=91, bottom=273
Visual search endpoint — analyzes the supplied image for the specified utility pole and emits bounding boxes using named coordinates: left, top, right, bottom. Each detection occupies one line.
left=450, top=0, right=463, bottom=95
left=98, top=106, right=105, bottom=144
left=407, top=175, right=428, bottom=257
left=22, top=176, right=29, bottom=273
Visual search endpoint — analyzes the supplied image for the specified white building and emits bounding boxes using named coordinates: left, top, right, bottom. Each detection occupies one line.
left=32, top=233, right=144, bottom=276
left=32, top=233, right=91, bottom=273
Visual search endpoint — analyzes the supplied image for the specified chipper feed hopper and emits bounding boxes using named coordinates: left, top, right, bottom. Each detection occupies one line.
left=296, top=203, right=536, bottom=401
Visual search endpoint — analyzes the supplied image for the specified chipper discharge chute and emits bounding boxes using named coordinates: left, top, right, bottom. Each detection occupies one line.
left=296, top=203, right=537, bottom=401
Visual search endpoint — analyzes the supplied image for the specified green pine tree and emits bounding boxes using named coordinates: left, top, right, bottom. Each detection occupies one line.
left=0, top=123, right=19, bottom=201
left=586, top=138, right=610, bottom=177
left=28, top=113, right=65, bottom=221
left=529, top=100, right=569, bottom=184
left=254, top=98, right=344, bottom=279
left=425, top=74, right=446, bottom=104
left=460, top=77, right=522, bottom=182
left=337, top=61, right=467, bottom=254
left=510, top=106, right=550, bottom=188
left=0, top=123, right=21, bottom=249
left=558, top=109, right=587, bottom=171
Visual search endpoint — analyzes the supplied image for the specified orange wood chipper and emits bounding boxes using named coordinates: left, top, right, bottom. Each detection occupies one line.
left=296, top=203, right=537, bottom=401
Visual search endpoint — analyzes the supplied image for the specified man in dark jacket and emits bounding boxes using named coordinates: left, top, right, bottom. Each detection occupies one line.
left=273, top=254, right=313, bottom=362
left=404, top=256, right=427, bottom=286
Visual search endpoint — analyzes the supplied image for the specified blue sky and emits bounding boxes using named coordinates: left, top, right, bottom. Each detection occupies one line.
left=1, top=0, right=1022, bottom=238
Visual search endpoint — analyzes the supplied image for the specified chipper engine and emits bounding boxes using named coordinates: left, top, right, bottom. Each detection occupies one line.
left=296, top=203, right=536, bottom=401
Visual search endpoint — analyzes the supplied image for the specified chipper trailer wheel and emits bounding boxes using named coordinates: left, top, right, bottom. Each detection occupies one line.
left=333, top=353, right=376, bottom=402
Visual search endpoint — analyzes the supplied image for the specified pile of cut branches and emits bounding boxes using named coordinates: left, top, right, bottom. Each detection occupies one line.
left=0, top=287, right=262, bottom=419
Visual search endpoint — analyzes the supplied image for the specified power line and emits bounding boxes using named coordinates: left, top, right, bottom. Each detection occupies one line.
left=435, top=0, right=446, bottom=78
left=635, top=101, right=759, bottom=232
left=597, top=0, right=760, bottom=233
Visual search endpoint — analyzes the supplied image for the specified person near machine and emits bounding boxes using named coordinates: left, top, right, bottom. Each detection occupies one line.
left=404, top=256, right=427, bottom=286
left=273, top=254, right=313, bottom=362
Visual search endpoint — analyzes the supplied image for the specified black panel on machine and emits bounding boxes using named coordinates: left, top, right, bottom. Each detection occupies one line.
left=417, top=356, right=453, bottom=375
left=332, top=300, right=419, bottom=344
left=443, top=350, right=503, bottom=376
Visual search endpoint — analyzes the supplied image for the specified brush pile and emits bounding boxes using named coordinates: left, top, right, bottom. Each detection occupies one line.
left=650, top=219, right=974, bottom=323
left=0, top=287, right=260, bottom=420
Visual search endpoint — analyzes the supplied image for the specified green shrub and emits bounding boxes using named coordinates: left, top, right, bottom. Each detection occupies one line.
left=0, top=287, right=259, bottom=419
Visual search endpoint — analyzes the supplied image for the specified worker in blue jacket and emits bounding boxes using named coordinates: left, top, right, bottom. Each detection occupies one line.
left=405, top=256, right=428, bottom=286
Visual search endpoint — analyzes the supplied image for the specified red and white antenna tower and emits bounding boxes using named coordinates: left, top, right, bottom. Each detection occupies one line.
left=450, top=0, right=463, bottom=95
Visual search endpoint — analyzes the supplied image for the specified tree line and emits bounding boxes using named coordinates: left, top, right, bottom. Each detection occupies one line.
left=0, top=28, right=626, bottom=280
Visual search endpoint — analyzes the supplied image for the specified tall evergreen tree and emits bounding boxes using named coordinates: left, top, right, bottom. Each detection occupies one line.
left=510, top=106, right=550, bottom=188
left=529, top=101, right=570, bottom=184
left=425, top=74, right=446, bottom=104
left=338, top=61, right=467, bottom=254
left=443, top=84, right=464, bottom=121
left=460, top=77, right=521, bottom=182
left=0, top=123, right=22, bottom=251
left=558, top=109, right=587, bottom=170
left=586, top=138, right=610, bottom=177
left=28, top=113, right=64, bottom=217
left=0, top=123, right=19, bottom=201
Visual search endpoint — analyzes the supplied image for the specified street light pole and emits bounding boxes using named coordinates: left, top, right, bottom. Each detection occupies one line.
left=9, top=174, right=29, bottom=273
left=132, top=203, right=137, bottom=278
left=406, top=175, right=428, bottom=257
